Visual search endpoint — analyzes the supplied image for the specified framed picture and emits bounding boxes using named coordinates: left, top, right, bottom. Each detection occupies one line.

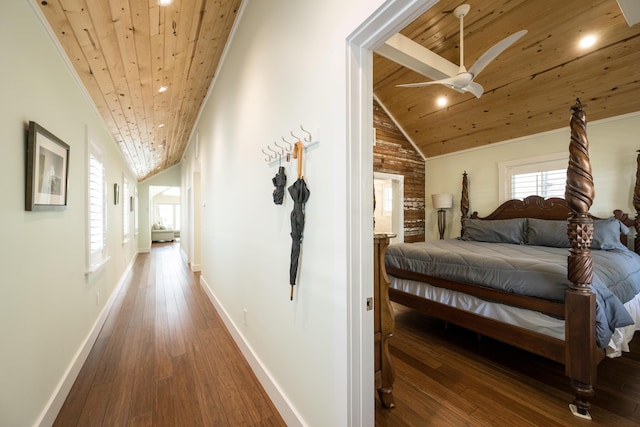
left=25, top=121, right=70, bottom=211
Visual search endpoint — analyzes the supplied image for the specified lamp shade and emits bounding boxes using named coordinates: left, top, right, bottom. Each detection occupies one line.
left=432, top=193, right=453, bottom=209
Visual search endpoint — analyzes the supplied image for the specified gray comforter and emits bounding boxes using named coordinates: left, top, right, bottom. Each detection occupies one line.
left=385, top=240, right=640, bottom=348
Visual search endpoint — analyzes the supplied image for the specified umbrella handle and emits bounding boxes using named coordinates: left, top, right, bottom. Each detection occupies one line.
left=293, top=141, right=304, bottom=178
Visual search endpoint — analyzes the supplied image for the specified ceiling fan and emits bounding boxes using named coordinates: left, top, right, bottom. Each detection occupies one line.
left=397, top=4, right=527, bottom=98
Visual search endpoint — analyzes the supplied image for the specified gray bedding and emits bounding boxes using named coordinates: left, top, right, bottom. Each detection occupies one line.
left=385, top=240, right=640, bottom=348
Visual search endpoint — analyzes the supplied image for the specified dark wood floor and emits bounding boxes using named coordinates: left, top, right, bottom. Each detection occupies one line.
left=376, top=303, right=640, bottom=426
left=54, top=242, right=285, bottom=427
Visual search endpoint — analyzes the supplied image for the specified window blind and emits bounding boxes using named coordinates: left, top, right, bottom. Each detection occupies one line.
left=88, top=151, right=107, bottom=269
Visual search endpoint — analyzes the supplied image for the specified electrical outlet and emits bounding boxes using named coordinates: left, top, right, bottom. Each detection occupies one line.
left=96, top=292, right=101, bottom=307
left=243, top=308, right=248, bottom=326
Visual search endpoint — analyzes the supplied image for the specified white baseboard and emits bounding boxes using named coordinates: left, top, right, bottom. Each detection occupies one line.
left=190, top=263, right=201, bottom=272
left=199, top=276, right=304, bottom=427
left=36, top=254, right=138, bottom=427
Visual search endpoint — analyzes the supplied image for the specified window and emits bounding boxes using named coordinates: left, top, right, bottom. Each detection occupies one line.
left=383, top=185, right=393, bottom=214
left=499, top=153, right=567, bottom=202
left=157, top=203, right=180, bottom=230
left=123, top=177, right=130, bottom=240
left=511, top=169, right=566, bottom=199
left=87, top=139, right=108, bottom=273
left=134, top=188, right=139, bottom=236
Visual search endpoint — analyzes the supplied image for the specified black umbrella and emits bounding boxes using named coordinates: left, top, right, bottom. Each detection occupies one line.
left=272, top=166, right=287, bottom=205
left=289, top=142, right=310, bottom=300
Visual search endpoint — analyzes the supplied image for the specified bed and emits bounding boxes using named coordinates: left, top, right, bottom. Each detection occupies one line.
left=382, top=100, right=640, bottom=419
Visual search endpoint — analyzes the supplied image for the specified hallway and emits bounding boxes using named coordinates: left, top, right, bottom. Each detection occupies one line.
left=54, top=243, right=285, bottom=426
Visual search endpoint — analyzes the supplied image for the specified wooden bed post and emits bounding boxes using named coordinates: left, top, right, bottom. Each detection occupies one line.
left=564, top=99, right=597, bottom=420
left=460, top=171, right=469, bottom=237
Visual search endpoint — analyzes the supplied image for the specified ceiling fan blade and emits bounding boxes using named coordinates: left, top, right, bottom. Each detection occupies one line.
left=398, top=72, right=474, bottom=89
left=397, top=75, right=459, bottom=88
left=462, top=81, right=484, bottom=98
left=468, top=30, right=527, bottom=78
left=396, top=81, right=442, bottom=88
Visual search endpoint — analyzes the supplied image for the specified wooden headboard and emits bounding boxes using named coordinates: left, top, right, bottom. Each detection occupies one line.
left=470, top=196, right=575, bottom=221
left=461, top=184, right=636, bottom=253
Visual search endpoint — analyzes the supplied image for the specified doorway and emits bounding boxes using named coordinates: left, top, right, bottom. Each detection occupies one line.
left=374, top=172, right=404, bottom=243
left=346, top=1, right=438, bottom=424
left=149, top=186, right=181, bottom=242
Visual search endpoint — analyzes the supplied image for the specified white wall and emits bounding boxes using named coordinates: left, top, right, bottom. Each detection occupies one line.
left=0, top=2, right=138, bottom=425
left=181, top=0, right=387, bottom=425
left=425, top=113, right=640, bottom=240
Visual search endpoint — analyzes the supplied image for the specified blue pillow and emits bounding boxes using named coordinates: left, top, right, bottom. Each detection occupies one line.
left=527, top=218, right=569, bottom=248
left=461, top=218, right=526, bottom=244
left=593, top=217, right=629, bottom=250
left=527, top=217, right=628, bottom=250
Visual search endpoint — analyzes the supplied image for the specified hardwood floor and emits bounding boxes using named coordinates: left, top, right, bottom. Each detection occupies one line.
left=376, top=303, right=640, bottom=426
left=57, top=242, right=639, bottom=426
left=54, top=242, right=285, bottom=427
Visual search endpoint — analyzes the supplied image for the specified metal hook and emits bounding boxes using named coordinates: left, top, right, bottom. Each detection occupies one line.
left=261, top=148, right=271, bottom=162
left=300, top=125, right=312, bottom=143
left=281, top=136, right=293, bottom=152
left=290, top=131, right=302, bottom=142
left=274, top=141, right=285, bottom=155
left=267, top=145, right=278, bottom=159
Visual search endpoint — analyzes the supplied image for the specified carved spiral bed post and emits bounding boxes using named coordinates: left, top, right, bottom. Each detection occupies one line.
left=564, top=99, right=596, bottom=420
left=460, top=171, right=469, bottom=237
left=634, top=151, right=640, bottom=254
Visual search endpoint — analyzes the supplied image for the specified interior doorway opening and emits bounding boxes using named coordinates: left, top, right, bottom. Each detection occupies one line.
left=149, top=185, right=181, bottom=242
left=374, top=172, right=404, bottom=243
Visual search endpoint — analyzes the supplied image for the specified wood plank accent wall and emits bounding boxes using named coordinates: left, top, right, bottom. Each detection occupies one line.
left=373, top=100, right=426, bottom=242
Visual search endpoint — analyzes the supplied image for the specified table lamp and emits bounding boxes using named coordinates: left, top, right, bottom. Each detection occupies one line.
left=432, top=193, right=453, bottom=239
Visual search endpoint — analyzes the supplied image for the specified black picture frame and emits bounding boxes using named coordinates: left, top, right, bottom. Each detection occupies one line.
left=25, top=121, right=70, bottom=211
left=114, top=183, right=119, bottom=205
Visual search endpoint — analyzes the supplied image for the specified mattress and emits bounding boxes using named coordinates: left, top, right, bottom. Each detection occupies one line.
left=385, top=239, right=640, bottom=348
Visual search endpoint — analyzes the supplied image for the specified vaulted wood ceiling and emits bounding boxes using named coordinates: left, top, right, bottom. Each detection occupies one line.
left=36, top=1, right=639, bottom=180
left=374, top=0, right=640, bottom=158
left=37, top=0, right=241, bottom=181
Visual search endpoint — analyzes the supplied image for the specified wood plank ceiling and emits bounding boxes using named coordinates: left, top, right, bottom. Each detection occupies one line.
left=37, top=0, right=241, bottom=181
left=374, top=0, right=640, bottom=158
left=36, top=0, right=639, bottom=179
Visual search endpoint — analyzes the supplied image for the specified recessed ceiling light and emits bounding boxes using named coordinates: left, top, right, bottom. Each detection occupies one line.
left=579, top=35, right=596, bottom=49
left=436, top=96, right=447, bottom=107
left=158, top=86, right=168, bottom=93
left=157, top=0, right=173, bottom=6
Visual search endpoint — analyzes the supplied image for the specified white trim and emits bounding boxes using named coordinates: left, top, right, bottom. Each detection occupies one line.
left=199, top=276, right=303, bottom=426
left=36, top=254, right=138, bottom=427
left=346, top=1, right=439, bottom=425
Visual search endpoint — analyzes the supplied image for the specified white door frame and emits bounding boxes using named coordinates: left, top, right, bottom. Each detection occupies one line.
left=345, top=1, right=438, bottom=424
